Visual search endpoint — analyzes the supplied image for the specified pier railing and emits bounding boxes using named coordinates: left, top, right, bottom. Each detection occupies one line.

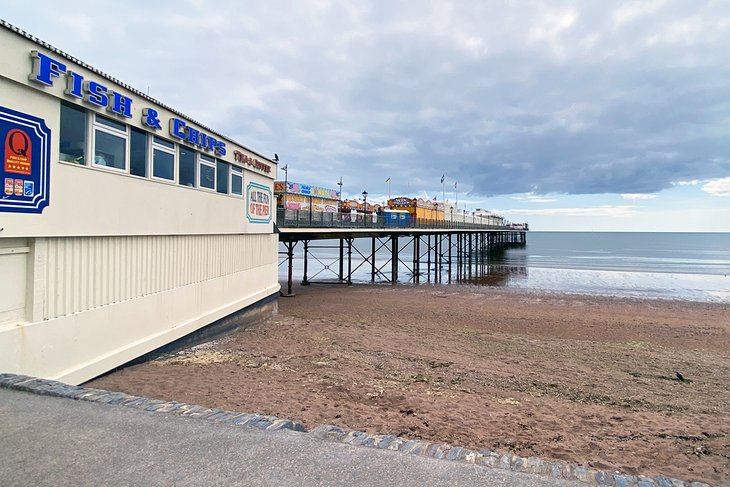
left=276, top=208, right=525, bottom=231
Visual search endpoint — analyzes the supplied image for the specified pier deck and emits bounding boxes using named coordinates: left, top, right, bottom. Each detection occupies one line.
left=276, top=213, right=527, bottom=296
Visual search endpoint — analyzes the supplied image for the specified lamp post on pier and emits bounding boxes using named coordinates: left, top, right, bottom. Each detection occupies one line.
left=281, top=164, right=289, bottom=213
left=337, top=177, right=343, bottom=205
left=362, top=190, right=368, bottom=225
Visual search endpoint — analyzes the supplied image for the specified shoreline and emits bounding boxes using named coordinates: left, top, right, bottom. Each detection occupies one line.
left=341, top=279, right=730, bottom=305
left=89, top=284, right=730, bottom=483
left=280, top=267, right=730, bottom=304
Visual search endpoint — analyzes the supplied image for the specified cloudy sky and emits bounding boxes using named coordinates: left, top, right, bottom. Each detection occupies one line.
left=4, top=1, right=730, bottom=230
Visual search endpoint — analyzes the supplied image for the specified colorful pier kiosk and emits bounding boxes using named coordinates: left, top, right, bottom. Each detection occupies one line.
left=275, top=181, right=340, bottom=212
left=0, top=21, right=278, bottom=384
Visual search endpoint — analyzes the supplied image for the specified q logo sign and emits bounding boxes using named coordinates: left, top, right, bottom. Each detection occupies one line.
left=0, top=105, right=51, bottom=214
left=5, top=129, right=32, bottom=175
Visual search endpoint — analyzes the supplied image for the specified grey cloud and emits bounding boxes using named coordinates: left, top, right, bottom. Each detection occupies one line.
left=4, top=0, right=730, bottom=200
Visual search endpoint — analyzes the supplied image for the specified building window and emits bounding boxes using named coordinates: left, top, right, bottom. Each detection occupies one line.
left=216, top=159, right=229, bottom=194
left=130, top=127, right=148, bottom=177
left=59, top=102, right=87, bottom=165
left=93, top=114, right=127, bottom=170
left=179, top=147, right=196, bottom=187
left=58, top=104, right=246, bottom=198
left=199, top=154, right=215, bottom=190
left=152, top=136, right=175, bottom=181
left=231, top=165, right=243, bottom=196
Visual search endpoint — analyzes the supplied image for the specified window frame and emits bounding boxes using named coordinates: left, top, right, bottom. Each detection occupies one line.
left=198, top=153, right=216, bottom=191
left=91, top=113, right=129, bottom=173
left=178, top=146, right=198, bottom=188
left=230, top=165, right=243, bottom=197
left=216, top=159, right=230, bottom=195
left=150, top=135, right=177, bottom=183
left=129, top=126, right=149, bottom=178
left=59, top=101, right=88, bottom=166
left=59, top=101, right=249, bottom=200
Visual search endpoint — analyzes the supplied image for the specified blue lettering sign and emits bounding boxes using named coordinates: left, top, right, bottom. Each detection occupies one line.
left=84, top=80, right=108, bottom=107
left=168, top=117, right=227, bottom=156
left=29, top=50, right=67, bottom=86
left=64, top=71, right=84, bottom=98
left=143, top=108, right=162, bottom=130
left=27, top=52, right=231, bottom=154
left=170, top=118, right=186, bottom=138
left=29, top=52, right=134, bottom=118
left=187, top=126, right=200, bottom=146
left=108, top=91, right=133, bottom=118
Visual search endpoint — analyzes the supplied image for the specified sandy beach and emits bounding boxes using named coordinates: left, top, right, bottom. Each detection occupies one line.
left=89, top=284, right=730, bottom=484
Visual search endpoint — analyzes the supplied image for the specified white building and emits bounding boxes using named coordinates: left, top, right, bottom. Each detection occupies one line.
left=0, top=21, right=279, bottom=384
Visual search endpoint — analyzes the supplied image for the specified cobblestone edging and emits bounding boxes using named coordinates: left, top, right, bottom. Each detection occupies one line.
left=1, top=374, right=724, bottom=487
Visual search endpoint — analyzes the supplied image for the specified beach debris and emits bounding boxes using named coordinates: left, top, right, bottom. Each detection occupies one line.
left=429, top=361, right=453, bottom=368
left=675, top=371, right=685, bottom=382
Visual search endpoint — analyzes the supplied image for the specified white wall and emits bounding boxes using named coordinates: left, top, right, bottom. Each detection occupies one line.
left=0, top=25, right=280, bottom=384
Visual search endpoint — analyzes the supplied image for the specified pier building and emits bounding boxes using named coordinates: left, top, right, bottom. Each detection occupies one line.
left=0, top=21, right=278, bottom=384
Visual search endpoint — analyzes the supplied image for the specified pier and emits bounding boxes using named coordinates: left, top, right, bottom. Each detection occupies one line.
left=277, top=209, right=527, bottom=296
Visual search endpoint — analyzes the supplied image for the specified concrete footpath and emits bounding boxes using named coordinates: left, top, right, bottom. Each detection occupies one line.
left=0, top=387, right=587, bottom=487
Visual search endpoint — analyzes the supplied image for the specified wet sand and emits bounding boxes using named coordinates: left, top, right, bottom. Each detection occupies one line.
left=89, top=284, right=730, bottom=484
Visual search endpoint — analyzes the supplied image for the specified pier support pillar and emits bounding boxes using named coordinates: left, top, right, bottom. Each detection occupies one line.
left=282, top=241, right=297, bottom=297
left=391, top=235, right=399, bottom=283
left=301, top=240, right=310, bottom=285
left=448, top=233, right=452, bottom=282
left=427, top=234, right=431, bottom=280
left=371, top=237, right=376, bottom=282
left=413, top=234, right=421, bottom=282
left=339, top=238, right=344, bottom=281
left=437, top=234, right=442, bottom=282
left=468, top=233, right=473, bottom=268
left=347, top=238, right=353, bottom=286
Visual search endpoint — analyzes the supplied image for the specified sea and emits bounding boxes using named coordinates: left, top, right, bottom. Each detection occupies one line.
left=279, top=232, right=730, bottom=303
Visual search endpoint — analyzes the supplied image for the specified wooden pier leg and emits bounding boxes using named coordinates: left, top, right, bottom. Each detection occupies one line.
left=391, top=235, right=399, bottom=283
left=282, top=241, right=296, bottom=297
left=437, top=234, right=442, bottom=282
left=412, top=236, right=417, bottom=282
left=481, top=233, right=486, bottom=274
left=476, top=233, right=481, bottom=265
left=456, top=233, right=461, bottom=278
left=427, top=234, right=431, bottom=281
left=448, top=233, right=451, bottom=284
left=468, top=233, right=473, bottom=269
left=371, top=236, right=376, bottom=282
left=479, top=232, right=487, bottom=265
left=339, top=238, right=344, bottom=281
left=413, top=234, right=421, bottom=282
left=347, top=238, right=353, bottom=286
left=474, top=233, right=478, bottom=263
left=460, top=233, right=465, bottom=280
left=301, top=240, right=310, bottom=285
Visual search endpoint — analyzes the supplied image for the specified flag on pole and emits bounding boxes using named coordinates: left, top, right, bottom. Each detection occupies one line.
left=385, top=177, right=391, bottom=183
left=441, top=174, right=445, bottom=184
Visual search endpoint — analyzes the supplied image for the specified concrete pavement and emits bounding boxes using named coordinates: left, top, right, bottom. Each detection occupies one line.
left=0, top=388, right=587, bottom=487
